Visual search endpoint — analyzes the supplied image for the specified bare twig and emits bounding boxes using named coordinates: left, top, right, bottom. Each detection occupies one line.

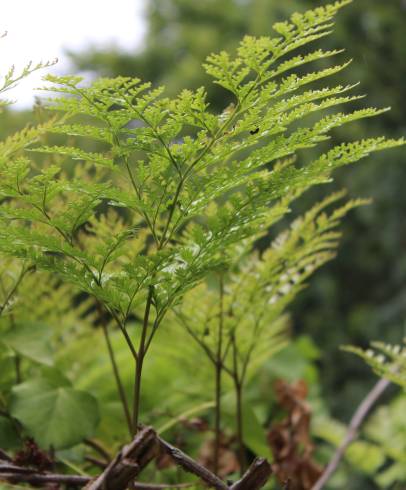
left=312, top=378, right=390, bottom=490
left=0, top=463, right=38, bottom=474
left=230, top=457, right=272, bottom=490
left=85, top=426, right=158, bottom=490
left=1, top=472, right=90, bottom=485
left=0, top=449, right=12, bottom=462
left=2, top=428, right=273, bottom=490
left=130, top=484, right=194, bottom=489
left=158, top=436, right=229, bottom=490
left=1, top=472, right=192, bottom=489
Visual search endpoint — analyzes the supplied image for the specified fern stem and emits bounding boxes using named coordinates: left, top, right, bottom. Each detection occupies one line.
left=159, top=176, right=185, bottom=248
left=175, top=311, right=217, bottom=364
left=214, top=274, right=224, bottom=475
left=108, top=307, right=138, bottom=362
left=159, top=96, right=246, bottom=248
left=123, top=157, right=159, bottom=245
left=234, top=380, right=246, bottom=475
left=132, top=358, right=143, bottom=435
left=97, top=302, right=133, bottom=436
left=232, top=337, right=247, bottom=474
left=132, top=286, right=154, bottom=433
left=214, top=362, right=222, bottom=474
left=0, top=264, right=30, bottom=315
left=14, top=354, right=21, bottom=384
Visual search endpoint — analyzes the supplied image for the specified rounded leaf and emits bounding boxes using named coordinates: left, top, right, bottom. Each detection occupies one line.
left=2, top=323, right=53, bottom=366
left=10, top=378, right=99, bottom=449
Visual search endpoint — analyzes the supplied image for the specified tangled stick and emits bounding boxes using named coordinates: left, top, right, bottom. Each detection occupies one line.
left=1, top=426, right=273, bottom=490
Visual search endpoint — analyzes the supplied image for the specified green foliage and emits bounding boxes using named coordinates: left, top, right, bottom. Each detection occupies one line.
left=174, top=191, right=370, bottom=470
left=0, top=259, right=99, bottom=450
left=0, top=2, right=404, bottom=487
left=0, top=1, right=401, bottom=332
left=177, top=191, right=368, bottom=383
left=2, top=322, right=54, bottom=366
left=346, top=340, right=406, bottom=390
left=314, top=393, right=406, bottom=487
left=314, top=417, right=385, bottom=475
left=10, top=377, right=99, bottom=450
left=364, top=394, right=406, bottom=487
left=71, top=1, right=406, bottom=447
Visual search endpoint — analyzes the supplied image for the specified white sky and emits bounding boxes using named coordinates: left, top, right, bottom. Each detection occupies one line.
left=1, top=0, right=146, bottom=108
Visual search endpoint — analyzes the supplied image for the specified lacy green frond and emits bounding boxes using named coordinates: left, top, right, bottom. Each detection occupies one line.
left=0, top=2, right=403, bottom=423
left=345, top=341, right=406, bottom=390
left=177, top=192, right=366, bottom=383
left=0, top=33, right=56, bottom=109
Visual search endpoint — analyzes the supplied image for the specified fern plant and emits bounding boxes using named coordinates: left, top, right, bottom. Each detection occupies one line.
left=175, top=191, right=367, bottom=472
left=0, top=2, right=403, bottom=479
left=347, top=340, right=406, bottom=390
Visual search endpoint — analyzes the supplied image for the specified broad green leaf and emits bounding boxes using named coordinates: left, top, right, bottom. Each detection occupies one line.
left=2, top=322, right=54, bottom=366
left=43, top=366, right=72, bottom=385
left=10, top=378, right=100, bottom=449
left=241, top=402, right=272, bottom=460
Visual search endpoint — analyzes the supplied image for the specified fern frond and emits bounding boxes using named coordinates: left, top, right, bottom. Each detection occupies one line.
left=345, top=341, right=406, bottom=390
left=0, top=2, right=403, bottom=439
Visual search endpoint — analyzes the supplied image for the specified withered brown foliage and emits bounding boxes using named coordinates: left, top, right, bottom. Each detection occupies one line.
left=268, top=380, right=323, bottom=490
left=13, top=438, right=53, bottom=472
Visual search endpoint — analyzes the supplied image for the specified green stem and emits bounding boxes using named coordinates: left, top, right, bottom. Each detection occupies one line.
left=132, top=286, right=154, bottom=433
left=132, top=356, right=144, bottom=435
left=159, top=177, right=185, bottom=248
left=110, top=309, right=138, bottom=361
left=0, top=265, right=30, bottom=316
left=98, top=302, right=132, bottom=436
left=214, top=361, right=222, bottom=475
left=14, top=355, right=21, bottom=384
left=214, top=275, right=224, bottom=475
left=232, top=338, right=246, bottom=475
left=234, top=380, right=246, bottom=475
